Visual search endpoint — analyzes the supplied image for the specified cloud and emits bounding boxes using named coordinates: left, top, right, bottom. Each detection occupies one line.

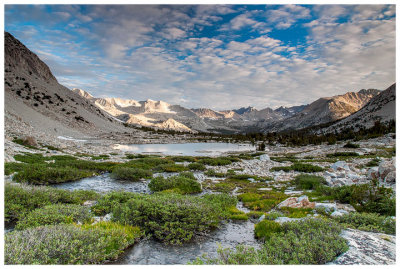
left=266, top=4, right=311, bottom=29
left=4, top=4, right=396, bottom=110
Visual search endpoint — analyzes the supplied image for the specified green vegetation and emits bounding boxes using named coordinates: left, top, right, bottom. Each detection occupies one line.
left=153, top=163, right=189, bottom=172
left=326, top=152, right=359, bottom=158
left=109, top=192, right=237, bottom=244
left=5, top=183, right=99, bottom=223
left=111, top=167, right=153, bottom=181
left=366, top=158, right=380, bottom=167
left=311, top=181, right=395, bottom=216
left=343, top=142, right=360, bottom=148
left=270, top=163, right=324, bottom=173
left=192, top=218, right=348, bottom=265
left=335, top=212, right=395, bottom=235
left=294, top=174, right=327, bottom=190
left=227, top=206, right=248, bottom=220
left=12, top=137, right=39, bottom=149
left=198, top=156, right=240, bottom=166
left=279, top=207, right=313, bottom=218
left=13, top=164, right=92, bottom=184
left=91, top=154, right=110, bottom=160
left=5, top=223, right=141, bottom=264
left=204, top=169, right=227, bottom=177
left=15, top=204, right=92, bottom=230
left=238, top=191, right=287, bottom=211
left=148, top=173, right=201, bottom=194
left=167, top=156, right=197, bottom=162
left=187, top=162, right=206, bottom=171
left=254, top=220, right=282, bottom=241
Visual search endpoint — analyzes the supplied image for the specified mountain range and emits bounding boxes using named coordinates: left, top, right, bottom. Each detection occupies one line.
left=4, top=32, right=396, bottom=136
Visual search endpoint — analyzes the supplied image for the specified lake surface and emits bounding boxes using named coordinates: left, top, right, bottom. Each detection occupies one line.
left=113, top=142, right=255, bottom=156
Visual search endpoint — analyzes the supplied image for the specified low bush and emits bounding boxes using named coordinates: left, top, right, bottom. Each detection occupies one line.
left=204, top=169, right=227, bottom=178
left=111, top=193, right=236, bottom=244
left=13, top=164, right=92, bottom=185
left=315, top=182, right=395, bottom=216
left=5, top=183, right=99, bottom=223
left=365, top=158, right=380, bottom=167
left=326, top=152, right=359, bottom=158
left=198, top=156, right=240, bottom=166
left=148, top=174, right=201, bottom=194
left=15, top=204, right=92, bottom=230
left=343, top=142, right=360, bottom=148
left=238, top=191, right=288, bottom=212
left=91, top=191, right=137, bottom=216
left=5, top=223, right=141, bottom=264
left=123, top=158, right=173, bottom=170
left=254, top=220, right=282, bottom=241
left=168, top=156, right=197, bottom=162
left=246, top=211, right=265, bottom=219
left=12, top=136, right=38, bottom=149
left=335, top=212, right=395, bottom=235
left=193, top=218, right=348, bottom=265
left=270, top=163, right=324, bottom=173
left=227, top=206, right=248, bottom=221
left=153, top=163, right=189, bottom=172
left=279, top=207, right=312, bottom=218
left=188, top=162, right=206, bottom=171
left=111, top=167, right=153, bottom=181
left=294, top=174, right=327, bottom=190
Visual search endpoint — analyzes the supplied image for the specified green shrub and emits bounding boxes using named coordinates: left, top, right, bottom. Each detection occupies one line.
left=15, top=204, right=92, bottom=230
left=326, top=152, right=359, bottom=157
left=254, top=220, right=282, bottom=241
left=227, top=206, right=248, bottom=221
left=246, top=211, right=265, bottom=219
left=270, top=163, right=324, bottom=173
left=204, top=169, right=226, bottom=177
left=238, top=191, right=288, bottom=212
left=366, top=158, right=380, bottom=167
left=4, top=162, right=28, bottom=175
left=315, top=182, right=395, bottom=216
left=13, top=164, right=92, bottom=185
left=111, top=167, right=153, bottom=181
left=148, top=174, right=201, bottom=194
left=198, top=157, right=239, bottom=166
left=5, top=223, right=141, bottom=264
left=111, top=193, right=236, bottom=244
left=188, top=162, right=206, bottom=171
left=153, top=163, right=189, bottom=172
left=91, top=191, right=138, bottom=216
left=193, top=218, right=348, bottom=265
left=5, top=183, right=99, bottom=223
left=279, top=207, right=312, bottom=218
left=335, top=212, right=395, bottom=235
left=168, top=156, right=197, bottom=162
left=343, top=142, right=360, bottom=148
left=294, top=174, right=326, bottom=190
left=124, top=158, right=173, bottom=170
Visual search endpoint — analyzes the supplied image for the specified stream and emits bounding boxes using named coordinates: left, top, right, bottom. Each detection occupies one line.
left=53, top=172, right=261, bottom=265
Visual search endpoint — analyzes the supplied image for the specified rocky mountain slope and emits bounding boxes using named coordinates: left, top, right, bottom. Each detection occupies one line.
left=4, top=32, right=132, bottom=140
left=260, top=89, right=380, bottom=132
left=5, top=31, right=386, bottom=136
left=322, top=83, right=395, bottom=133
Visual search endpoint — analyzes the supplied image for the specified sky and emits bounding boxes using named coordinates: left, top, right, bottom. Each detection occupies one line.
left=4, top=4, right=396, bottom=110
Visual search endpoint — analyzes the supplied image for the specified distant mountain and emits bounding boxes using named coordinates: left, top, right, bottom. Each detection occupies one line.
left=322, top=84, right=395, bottom=133
left=4, top=32, right=128, bottom=138
left=233, top=106, right=256, bottom=115
left=261, top=89, right=380, bottom=132
left=5, top=32, right=385, bottom=136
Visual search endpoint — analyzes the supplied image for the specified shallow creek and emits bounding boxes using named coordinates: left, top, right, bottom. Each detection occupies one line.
left=54, top=172, right=261, bottom=265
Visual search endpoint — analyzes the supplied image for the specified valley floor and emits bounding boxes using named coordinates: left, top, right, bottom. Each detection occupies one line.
left=3, top=130, right=396, bottom=265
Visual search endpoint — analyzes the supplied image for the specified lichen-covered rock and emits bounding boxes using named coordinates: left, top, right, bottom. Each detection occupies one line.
left=331, top=161, right=350, bottom=171
left=385, top=171, right=396, bottom=183
left=329, top=229, right=396, bottom=265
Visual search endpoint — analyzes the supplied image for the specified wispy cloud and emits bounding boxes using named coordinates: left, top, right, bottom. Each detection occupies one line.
left=5, top=4, right=395, bottom=110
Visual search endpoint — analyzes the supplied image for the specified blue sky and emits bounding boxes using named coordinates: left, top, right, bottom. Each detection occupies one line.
left=5, top=4, right=396, bottom=110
